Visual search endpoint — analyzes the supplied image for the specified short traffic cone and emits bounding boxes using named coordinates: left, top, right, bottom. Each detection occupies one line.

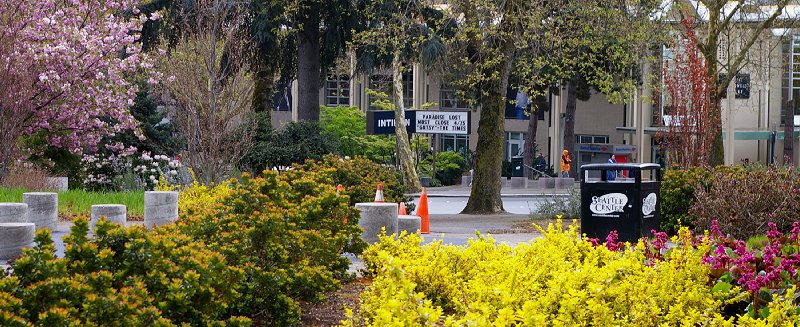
left=418, top=188, right=429, bottom=234
left=374, top=184, right=385, bottom=202
left=398, top=202, right=407, bottom=215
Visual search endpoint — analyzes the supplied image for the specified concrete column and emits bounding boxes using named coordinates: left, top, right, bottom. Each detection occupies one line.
left=90, top=204, right=127, bottom=231
left=398, top=215, right=421, bottom=234
left=413, top=63, right=423, bottom=110
left=355, top=202, right=398, bottom=243
left=22, top=192, right=57, bottom=231
left=0, top=203, right=27, bottom=223
left=144, top=191, right=179, bottom=229
left=0, top=223, right=35, bottom=259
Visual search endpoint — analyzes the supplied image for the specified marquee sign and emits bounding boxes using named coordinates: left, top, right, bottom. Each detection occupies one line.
left=366, top=110, right=470, bottom=135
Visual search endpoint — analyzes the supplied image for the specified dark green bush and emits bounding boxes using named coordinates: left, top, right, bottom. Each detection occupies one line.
left=659, top=167, right=712, bottom=234
left=242, top=118, right=338, bottom=172
left=417, top=151, right=468, bottom=186
left=0, top=219, right=248, bottom=326
left=293, top=155, right=407, bottom=206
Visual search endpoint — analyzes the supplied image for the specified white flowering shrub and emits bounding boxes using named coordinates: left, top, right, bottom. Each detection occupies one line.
left=82, top=149, right=183, bottom=191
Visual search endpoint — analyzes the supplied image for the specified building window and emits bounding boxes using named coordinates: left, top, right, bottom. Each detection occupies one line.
left=781, top=35, right=800, bottom=125
left=439, top=83, right=470, bottom=110
left=440, top=134, right=469, bottom=154
left=576, top=134, right=609, bottom=144
left=325, top=74, right=350, bottom=106
left=505, top=132, right=526, bottom=161
left=403, top=72, right=413, bottom=109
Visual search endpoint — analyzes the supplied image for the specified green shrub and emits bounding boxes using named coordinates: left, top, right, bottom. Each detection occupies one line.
left=242, top=118, right=338, bottom=172
left=0, top=219, right=248, bottom=326
left=659, top=166, right=713, bottom=234
left=320, top=106, right=366, bottom=158
left=170, top=170, right=365, bottom=326
left=417, top=151, right=467, bottom=186
left=530, top=188, right=580, bottom=220
left=293, top=155, right=407, bottom=206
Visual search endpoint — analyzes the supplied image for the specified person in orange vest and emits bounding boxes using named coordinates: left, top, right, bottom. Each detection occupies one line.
left=560, top=149, right=572, bottom=178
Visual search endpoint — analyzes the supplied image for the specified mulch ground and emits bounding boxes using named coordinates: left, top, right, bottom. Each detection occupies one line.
left=299, top=278, right=371, bottom=326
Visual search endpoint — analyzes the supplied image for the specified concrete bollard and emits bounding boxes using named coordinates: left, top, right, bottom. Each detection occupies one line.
left=542, top=178, right=555, bottom=189
left=355, top=202, right=398, bottom=243
left=22, top=192, right=58, bottom=231
left=46, top=177, right=69, bottom=191
left=90, top=204, right=127, bottom=231
left=144, top=191, right=179, bottom=229
left=0, top=203, right=28, bottom=223
left=555, top=178, right=574, bottom=189
left=510, top=177, right=527, bottom=188
left=398, top=215, right=421, bottom=234
left=0, top=223, right=35, bottom=260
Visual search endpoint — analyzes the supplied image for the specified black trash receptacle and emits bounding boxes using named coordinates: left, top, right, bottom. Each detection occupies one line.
left=580, top=163, right=661, bottom=243
left=511, top=156, right=524, bottom=177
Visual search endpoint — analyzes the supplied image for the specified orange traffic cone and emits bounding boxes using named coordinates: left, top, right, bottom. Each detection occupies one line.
left=374, top=184, right=385, bottom=202
left=398, top=202, right=407, bottom=215
left=418, top=187, right=429, bottom=234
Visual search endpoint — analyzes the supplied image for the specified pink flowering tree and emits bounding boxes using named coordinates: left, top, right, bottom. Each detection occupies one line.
left=0, top=0, right=158, bottom=174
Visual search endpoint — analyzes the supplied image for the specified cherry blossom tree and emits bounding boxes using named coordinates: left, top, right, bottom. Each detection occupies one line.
left=0, top=0, right=157, bottom=174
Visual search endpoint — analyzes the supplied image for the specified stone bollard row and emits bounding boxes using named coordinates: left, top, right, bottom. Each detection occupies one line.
left=90, top=204, right=127, bottom=231
left=0, top=223, right=35, bottom=260
left=23, top=192, right=58, bottom=231
left=144, top=191, right=179, bottom=229
left=0, top=203, right=28, bottom=223
left=398, top=215, right=421, bottom=234
left=355, top=202, right=398, bottom=244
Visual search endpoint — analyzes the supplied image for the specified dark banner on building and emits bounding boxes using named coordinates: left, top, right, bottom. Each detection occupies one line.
left=366, top=110, right=415, bottom=135
left=366, top=110, right=470, bottom=135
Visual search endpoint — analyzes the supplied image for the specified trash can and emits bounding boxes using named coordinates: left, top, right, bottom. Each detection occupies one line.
left=580, top=163, right=661, bottom=243
left=511, top=156, right=524, bottom=177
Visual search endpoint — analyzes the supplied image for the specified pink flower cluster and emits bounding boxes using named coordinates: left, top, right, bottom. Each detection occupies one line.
left=1, top=0, right=158, bottom=156
left=702, top=220, right=800, bottom=294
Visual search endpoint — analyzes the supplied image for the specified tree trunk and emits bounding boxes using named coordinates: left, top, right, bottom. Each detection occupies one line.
left=461, top=49, right=514, bottom=214
left=296, top=10, right=321, bottom=121
left=392, top=54, right=422, bottom=192
left=252, top=64, right=274, bottom=120
left=564, top=81, right=577, bottom=179
left=704, top=8, right=725, bottom=167
left=785, top=99, right=794, bottom=164
left=523, top=100, right=540, bottom=179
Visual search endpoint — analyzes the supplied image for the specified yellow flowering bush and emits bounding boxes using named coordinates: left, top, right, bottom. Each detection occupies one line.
left=349, top=223, right=743, bottom=326
left=166, top=170, right=365, bottom=326
left=0, top=219, right=249, bottom=326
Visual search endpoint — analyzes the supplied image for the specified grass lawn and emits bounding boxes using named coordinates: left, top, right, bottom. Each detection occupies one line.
left=0, top=187, right=145, bottom=220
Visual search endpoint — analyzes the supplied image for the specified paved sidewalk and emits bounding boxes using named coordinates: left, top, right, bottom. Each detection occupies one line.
left=407, top=182, right=578, bottom=197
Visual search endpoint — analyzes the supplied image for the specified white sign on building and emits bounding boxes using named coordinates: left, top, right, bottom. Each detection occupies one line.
left=415, top=111, right=469, bottom=134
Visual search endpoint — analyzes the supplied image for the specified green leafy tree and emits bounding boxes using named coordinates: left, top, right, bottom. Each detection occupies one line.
left=320, top=106, right=367, bottom=156
left=435, top=0, right=659, bottom=212
left=351, top=0, right=449, bottom=192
